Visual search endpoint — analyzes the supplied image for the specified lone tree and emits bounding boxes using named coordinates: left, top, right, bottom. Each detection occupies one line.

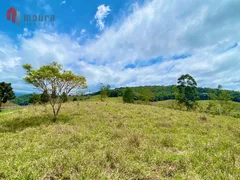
left=100, top=83, right=110, bottom=101
left=23, top=62, right=87, bottom=122
left=175, top=74, right=199, bottom=110
left=123, top=87, right=135, bottom=103
left=0, top=82, right=15, bottom=112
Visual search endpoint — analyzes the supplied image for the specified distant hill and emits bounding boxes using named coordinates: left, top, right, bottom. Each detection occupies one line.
left=15, top=92, right=29, bottom=97
left=10, top=94, right=34, bottom=106
left=106, top=85, right=240, bottom=102
left=11, top=85, right=240, bottom=106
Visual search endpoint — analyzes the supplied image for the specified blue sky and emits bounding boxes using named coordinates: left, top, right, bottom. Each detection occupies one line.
left=0, top=0, right=240, bottom=94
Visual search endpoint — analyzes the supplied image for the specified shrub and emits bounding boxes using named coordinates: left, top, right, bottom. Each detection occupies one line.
left=123, top=88, right=135, bottom=103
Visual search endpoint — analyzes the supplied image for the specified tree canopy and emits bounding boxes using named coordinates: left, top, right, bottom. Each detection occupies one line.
left=175, top=74, right=199, bottom=110
left=123, top=88, right=135, bottom=103
left=0, top=82, right=15, bottom=112
left=100, top=83, right=110, bottom=101
left=23, top=62, right=87, bottom=121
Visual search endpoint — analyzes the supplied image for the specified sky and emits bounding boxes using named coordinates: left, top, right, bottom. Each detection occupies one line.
left=0, top=0, right=240, bottom=94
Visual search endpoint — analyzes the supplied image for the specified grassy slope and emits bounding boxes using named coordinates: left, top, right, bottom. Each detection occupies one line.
left=0, top=102, right=21, bottom=115
left=0, top=101, right=239, bottom=179
left=154, top=99, right=240, bottom=117
left=2, top=102, right=19, bottom=107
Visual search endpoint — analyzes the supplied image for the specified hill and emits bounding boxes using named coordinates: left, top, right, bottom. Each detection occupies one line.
left=10, top=94, right=34, bottom=106
left=106, top=85, right=240, bottom=102
left=11, top=85, right=240, bottom=106
left=0, top=101, right=239, bottom=179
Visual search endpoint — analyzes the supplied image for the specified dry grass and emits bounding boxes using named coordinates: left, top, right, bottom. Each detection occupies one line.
left=0, top=100, right=239, bottom=179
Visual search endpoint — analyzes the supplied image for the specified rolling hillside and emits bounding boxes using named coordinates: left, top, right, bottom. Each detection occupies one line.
left=0, top=101, right=239, bottom=179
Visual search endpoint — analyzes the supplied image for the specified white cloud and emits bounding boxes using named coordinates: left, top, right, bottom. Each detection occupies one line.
left=81, top=29, right=86, bottom=35
left=71, top=29, right=77, bottom=36
left=61, top=0, right=66, bottom=5
left=22, top=28, right=32, bottom=37
left=94, top=4, right=111, bottom=31
left=79, top=0, right=240, bottom=90
left=0, top=31, right=82, bottom=93
left=1, top=0, right=240, bottom=93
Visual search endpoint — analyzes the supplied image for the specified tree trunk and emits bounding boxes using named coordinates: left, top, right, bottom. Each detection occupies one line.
left=53, top=114, right=57, bottom=123
left=0, top=102, right=2, bottom=112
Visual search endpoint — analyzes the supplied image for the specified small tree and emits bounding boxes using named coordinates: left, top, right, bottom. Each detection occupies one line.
left=139, top=87, right=155, bottom=103
left=30, top=94, right=40, bottom=105
left=61, top=92, right=68, bottom=103
left=218, top=84, right=223, bottom=90
left=23, top=62, right=87, bottom=122
left=175, top=74, right=199, bottom=110
left=208, top=87, right=235, bottom=115
left=123, top=88, right=135, bottom=103
left=0, top=82, right=15, bottom=112
left=100, top=83, right=110, bottom=101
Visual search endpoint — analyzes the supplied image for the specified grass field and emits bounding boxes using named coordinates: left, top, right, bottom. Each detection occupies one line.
left=0, top=102, right=21, bottom=115
left=153, top=99, right=240, bottom=118
left=0, top=100, right=239, bottom=179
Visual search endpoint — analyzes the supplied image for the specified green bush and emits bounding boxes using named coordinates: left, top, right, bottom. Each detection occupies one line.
left=123, top=88, right=135, bottom=103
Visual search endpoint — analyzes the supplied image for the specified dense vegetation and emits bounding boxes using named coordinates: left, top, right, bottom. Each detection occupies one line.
left=10, top=94, right=34, bottom=106
left=0, top=82, right=15, bottom=111
left=107, top=85, right=240, bottom=102
left=175, top=74, right=199, bottom=110
left=11, top=85, right=240, bottom=106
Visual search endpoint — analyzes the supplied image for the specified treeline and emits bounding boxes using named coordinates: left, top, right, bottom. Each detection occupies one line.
left=10, top=85, right=240, bottom=106
left=106, top=86, right=240, bottom=102
left=10, top=94, right=33, bottom=106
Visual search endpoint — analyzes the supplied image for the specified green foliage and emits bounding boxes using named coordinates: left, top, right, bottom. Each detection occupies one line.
left=207, top=90, right=236, bottom=115
left=29, top=94, right=40, bottom=105
left=175, top=74, right=199, bottom=110
left=218, top=84, right=223, bottom=89
left=0, top=82, right=15, bottom=112
left=107, top=85, right=240, bottom=102
left=40, top=90, right=50, bottom=104
left=22, top=62, right=87, bottom=122
left=11, top=94, right=34, bottom=106
left=100, top=84, right=110, bottom=101
left=138, top=87, right=155, bottom=102
left=123, top=88, right=135, bottom=103
left=60, top=92, right=68, bottom=103
left=73, top=97, right=78, bottom=101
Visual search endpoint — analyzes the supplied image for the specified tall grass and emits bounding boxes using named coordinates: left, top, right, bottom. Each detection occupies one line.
left=0, top=101, right=239, bottom=179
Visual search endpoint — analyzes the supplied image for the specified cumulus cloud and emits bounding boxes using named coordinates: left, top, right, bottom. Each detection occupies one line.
left=22, top=28, right=32, bottom=37
left=0, top=30, right=82, bottom=93
left=94, top=4, right=111, bottom=31
left=61, top=0, right=66, bottom=5
left=1, top=0, right=240, bottom=93
left=80, top=0, right=240, bottom=90
left=81, top=29, right=86, bottom=35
